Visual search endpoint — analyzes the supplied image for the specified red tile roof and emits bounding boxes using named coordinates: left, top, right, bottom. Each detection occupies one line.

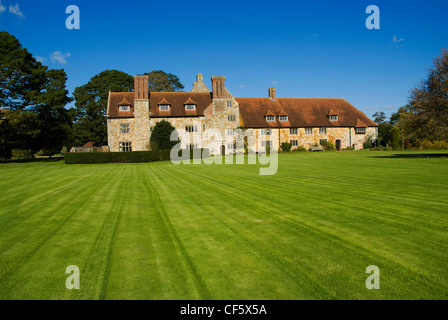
left=82, top=141, right=95, bottom=148
left=236, top=97, right=377, bottom=128
left=107, top=91, right=377, bottom=128
left=108, top=91, right=213, bottom=118
left=118, top=98, right=132, bottom=106
left=356, top=119, right=368, bottom=128
left=265, top=109, right=276, bottom=116
left=150, top=92, right=212, bottom=117
left=157, top=97, right=172, bottom=105
left=108, top=92, right=135, bottom=118
left=184, top=97, right=197, bottom=105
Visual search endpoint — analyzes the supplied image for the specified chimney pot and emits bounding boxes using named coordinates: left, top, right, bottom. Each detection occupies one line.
left=269, top=88, right=276, bottom=100
left=211, top=76, right=226, bottom=99
left=134, top=75, right=148, bottom=100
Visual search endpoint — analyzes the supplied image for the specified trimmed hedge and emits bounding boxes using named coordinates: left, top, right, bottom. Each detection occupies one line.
left=65, top=148, right=209, bottom=164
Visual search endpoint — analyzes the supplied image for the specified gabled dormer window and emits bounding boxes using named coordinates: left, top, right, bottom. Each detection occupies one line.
left=279, top=115, right=288, bottom=121
left=185, top=104, right=196, bottom=111
left=159, top=104, right=170, bottom=111
left=119, top=105, right=130, bottom=111
left=329, top=115, right=338, bottom=121
left=266, top=115, right=275, bottom=122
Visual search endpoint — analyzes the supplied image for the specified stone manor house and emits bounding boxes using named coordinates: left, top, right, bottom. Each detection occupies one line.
left=107, top=74, right=378, bottom=154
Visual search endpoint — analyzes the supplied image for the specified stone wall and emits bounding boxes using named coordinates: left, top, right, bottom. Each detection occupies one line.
left=109, top=115, right=377, bottom=153
left=246, top=126, right=378, bottom=152
left=108, top=118, right=135, bottom=152
left=134, top=99, right=150, bottom=151
left=150, top=117, right=206, bottom=149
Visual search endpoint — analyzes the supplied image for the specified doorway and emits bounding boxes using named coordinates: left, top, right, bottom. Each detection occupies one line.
left=221, top=145, right=225, bottom=155
left=335, top=139, right=342, bottom=151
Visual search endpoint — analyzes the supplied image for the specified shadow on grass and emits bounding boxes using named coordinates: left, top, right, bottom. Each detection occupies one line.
left=371, top=153, right=448, bottom=159
left=1, top=157, right=65, bottom=164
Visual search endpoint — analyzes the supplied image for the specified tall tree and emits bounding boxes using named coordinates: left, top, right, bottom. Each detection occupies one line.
left=372, top=111, right=386, bottom=124
left=0, top=110, right=13, bottom=160
left=391, top=126, right=402, bottom=150
left=389, top=106, right=408, bottom=126
left=402, top=48, right=448, bottom=145
left=0, top=31, right=72, bottom=158
left=378, top=122, right=393, bottom=147
left=0, top=31, right=46, bottom=111
left=72, top=70, right=134, bottom=146
left=34, top=69, right=73, bottom=155
left=145, top=70, right=184, bottom=92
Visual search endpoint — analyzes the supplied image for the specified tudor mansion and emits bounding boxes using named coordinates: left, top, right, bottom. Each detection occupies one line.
left=107, top=74, right=377, bottom=154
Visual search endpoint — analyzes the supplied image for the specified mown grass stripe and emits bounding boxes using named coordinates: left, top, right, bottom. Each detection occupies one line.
left=1, top=151, right=447, bottom=299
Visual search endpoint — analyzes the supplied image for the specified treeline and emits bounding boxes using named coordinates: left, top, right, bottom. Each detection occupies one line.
left=0, top=31, right=184, bottom=161
left=371, top=48, right=448, bottom=150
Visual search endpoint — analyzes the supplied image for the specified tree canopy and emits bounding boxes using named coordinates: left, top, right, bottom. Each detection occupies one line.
left=0, top=31, right=72, bottom=159
left=399, top=48, right=448, bottom=145
left=0, top=31, right=46, bottom=111
left=145, top=70, right=184, bottom=92
left=372, top=111, right=386, bottom=124
left=72, top=70, right=134, bottom=146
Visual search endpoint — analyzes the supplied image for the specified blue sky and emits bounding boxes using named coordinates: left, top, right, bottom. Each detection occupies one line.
left=1, top=0, right=448, bottom=119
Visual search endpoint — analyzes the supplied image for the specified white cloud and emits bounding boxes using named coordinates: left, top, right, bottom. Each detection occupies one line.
left=0, top=1, right=6, bottom=14
left=35, top=56, right=46, bottom=63
left=386, top=105, right=394, bottom=110
left=393, top=35, right=404, bottom=43
left=9, top=4, right=24, bottom=18
left=271, top=80, right=278, bottom=85
left=239, top=84, right=248, bottom=89
left=50, top=51, right=71, bottom=64
left=365, top=106, right=372, bottom=111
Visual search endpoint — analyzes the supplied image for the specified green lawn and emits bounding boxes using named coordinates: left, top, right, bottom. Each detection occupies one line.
left=0, top=151, right=447, bottom=300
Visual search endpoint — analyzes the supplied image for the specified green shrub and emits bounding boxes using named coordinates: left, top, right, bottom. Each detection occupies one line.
left=421, top=140, right=435, bottom=150
left=280, top=142, right=292, bottom=152
left=65, top=149, right=209, bottom=164
left=11, top=149, right=33, bottom=160
left=421, top=140, right=448, bottom=150
left=150, top=120, right=179, bottom=150
left=391, top=126, right=402, bottom=150
left=342, top=146, right=355, bottom=151
left=368, top=146, right=391, bottom=151
left=265, top=144, right=271, bottom=154
left=320, top=140, right=335, bottom=151
left=293, top=146, right=307, bottom=152
left=432, top=140, right=448, bottom=150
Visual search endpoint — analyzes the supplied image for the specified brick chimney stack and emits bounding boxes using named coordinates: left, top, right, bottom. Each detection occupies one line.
left=134, top=75, right=148, bottom=100
left=268, top=88, right=276, bottom=101
left=211, top=76, right=226, bottom=99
